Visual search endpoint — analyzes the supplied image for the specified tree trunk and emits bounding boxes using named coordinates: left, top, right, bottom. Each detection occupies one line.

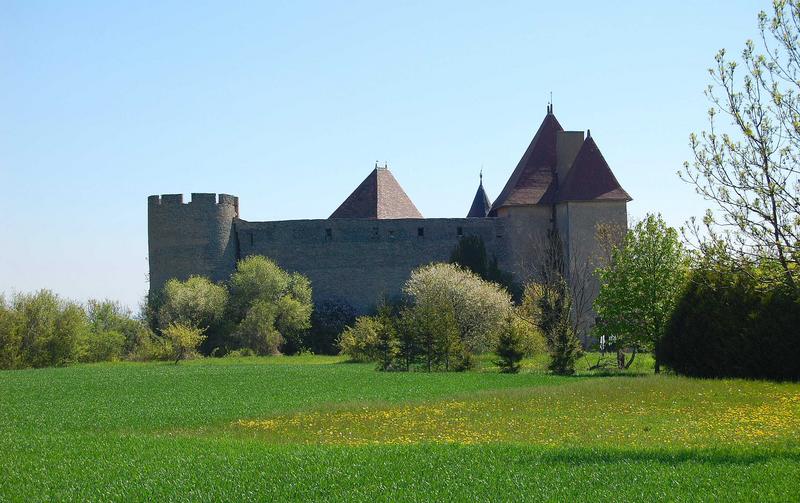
left=616, top=349, right=625, bottom=369
left=624, top=347, right=637, bottom=369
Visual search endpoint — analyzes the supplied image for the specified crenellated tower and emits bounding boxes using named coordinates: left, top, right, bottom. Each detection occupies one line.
left=147, top=193, right=239, bottom=293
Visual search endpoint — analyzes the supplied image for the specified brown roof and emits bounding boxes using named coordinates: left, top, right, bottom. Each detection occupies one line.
left=330, top=167, right=423, bottom=219
left=466, top=179, right=491, bottom=217
left=558, top=135, right=631, bottom=202
left=489, top=112, right=563, bottom=215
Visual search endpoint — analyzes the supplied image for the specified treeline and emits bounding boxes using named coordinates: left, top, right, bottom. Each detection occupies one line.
left=592, top=214, right=800, bottom=381
left=0, top=292, right=161, bottom=369
left=0, top=255, right=317, bottom=370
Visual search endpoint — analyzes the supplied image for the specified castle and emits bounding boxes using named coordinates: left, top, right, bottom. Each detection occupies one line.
left=148, top=107, right=631, bottom=325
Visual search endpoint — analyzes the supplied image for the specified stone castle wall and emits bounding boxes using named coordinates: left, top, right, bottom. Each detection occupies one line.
left=147, top=193, right=626, bottom=318
left=236, top=217, right=515, bottom=312
left=148, top=193, right=240, bottom=292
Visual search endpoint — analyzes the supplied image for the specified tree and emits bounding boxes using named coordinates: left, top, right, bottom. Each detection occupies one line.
left=682, top=1, right=800, bottom=291
left=0, top=296, right=22, bottom=369
left=402, top=263, right=511, bottom=356
left=307, top=299, right=356, bottom=355
left=450, top=236, right=518, bottom=297
left=157, top=276, right=229, bottom=353
left=163, top=323, right=206, bottom=363
left=338, top=315, right=383, bottom=362
left=9, top=290, right=88, bottom=368
left=495, top=316, right=525, bottom=373
left=522, top=277, right=582, bottom=375
left=594, top=214, right=689, bottom=372
left=84, top=299, right=143, bottom=360
left=228, top=256, right=313, bottom=354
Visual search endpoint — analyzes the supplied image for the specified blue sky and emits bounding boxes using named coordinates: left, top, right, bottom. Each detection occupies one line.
left=0, top=1, right=765, bottom=309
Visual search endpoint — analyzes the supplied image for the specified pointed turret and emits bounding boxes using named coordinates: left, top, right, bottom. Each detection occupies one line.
left=330, top=165, right=423, bottom=219
left=558, top=135, right=631, bottom=202
left=466, top=172, right=491, bottom=217
left=489, top=109, right=563, bottom=215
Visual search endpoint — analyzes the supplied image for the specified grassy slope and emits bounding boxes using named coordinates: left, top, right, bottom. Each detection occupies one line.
left=1, top=356, right=798, bottom=502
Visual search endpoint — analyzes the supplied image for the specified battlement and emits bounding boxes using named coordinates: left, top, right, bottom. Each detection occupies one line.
left=148, top=193, right=239, bottom=214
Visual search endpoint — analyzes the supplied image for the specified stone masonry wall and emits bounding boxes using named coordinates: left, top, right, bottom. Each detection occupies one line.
left=236, top=217, right=514, bottom=313
left=148, top=193, right=239, bottom=293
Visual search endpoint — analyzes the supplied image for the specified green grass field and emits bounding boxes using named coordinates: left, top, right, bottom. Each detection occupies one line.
left=1, top=355, right=798, bottom=501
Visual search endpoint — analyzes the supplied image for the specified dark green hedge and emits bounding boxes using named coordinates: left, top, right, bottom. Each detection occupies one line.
left=657, top=267, right=800, bottom=381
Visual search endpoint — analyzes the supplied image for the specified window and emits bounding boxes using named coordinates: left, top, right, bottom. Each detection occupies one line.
left=325, top=228, right=332, bottom=239
left=417, top=227, right=424, bottom=237
left=457, top=226, right=463, bottom=237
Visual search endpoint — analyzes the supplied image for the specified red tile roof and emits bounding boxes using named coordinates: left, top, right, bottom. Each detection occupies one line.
left=489, top=112, right=563, bottom=215
left=558, top=135, right=631, bottom=202
left=330, top=167, right=423, bottom=219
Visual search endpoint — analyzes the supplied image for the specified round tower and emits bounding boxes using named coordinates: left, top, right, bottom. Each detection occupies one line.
left=147, top=193, right=239, bottom=293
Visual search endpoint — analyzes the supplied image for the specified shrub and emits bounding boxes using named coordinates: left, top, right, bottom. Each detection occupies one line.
left=127, top=330, right=173, bottom=362
left=338, top=316, right=382, bottom=362
left=495, top=316, right=525, bottom=373
left=657, top=263, right=800, bottom=380
left=163, top=323, right=206, bottom=363
left=82, top=330, right=126, bottom=363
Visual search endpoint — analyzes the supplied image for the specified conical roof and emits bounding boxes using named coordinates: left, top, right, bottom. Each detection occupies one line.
left=330, top=167, right=423, bottom=219
left=558, top=135, right=631, bottom=202
left=489, top=111, right=563, bottom=215
left=466, top=177, right=491, bottom=217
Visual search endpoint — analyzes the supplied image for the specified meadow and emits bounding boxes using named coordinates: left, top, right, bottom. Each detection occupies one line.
left=1, top=355, right=798, bottom=501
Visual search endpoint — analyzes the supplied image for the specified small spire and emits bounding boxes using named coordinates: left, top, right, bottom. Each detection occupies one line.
left=480, top=165, right=483, bottom=185
left=587, top=129, right=591, bottom=138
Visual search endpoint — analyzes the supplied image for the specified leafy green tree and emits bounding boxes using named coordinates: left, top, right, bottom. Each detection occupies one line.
left=157, top=276, right=229, bottom=353
left=682, top=1, right=800, bottom=290
left=163, top=323, right=206, bottom=363
left=228, top=256, right=312, bottom=354
left=495, top=315, right=525, bottom=373
left=594, top=214, right=689, bottom=372
left=234, top=299, right=285, bottom=355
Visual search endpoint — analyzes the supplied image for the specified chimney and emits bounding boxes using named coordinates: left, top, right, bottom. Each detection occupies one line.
left=556, top=131, right=585, bottom=185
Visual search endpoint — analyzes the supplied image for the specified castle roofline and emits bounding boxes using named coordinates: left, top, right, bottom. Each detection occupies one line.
left=557, top=135, right=632, bottom=203
left=330, top=165, right=423, bottom=219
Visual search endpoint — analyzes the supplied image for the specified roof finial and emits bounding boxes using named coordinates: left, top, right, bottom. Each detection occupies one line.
left=587, top=129, right=591, bottom=138
left=384, top=161, right=388, bottom=169
left=479, top=165, right=483, bottom=185
left=375, top=160, right=379, bottom=169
